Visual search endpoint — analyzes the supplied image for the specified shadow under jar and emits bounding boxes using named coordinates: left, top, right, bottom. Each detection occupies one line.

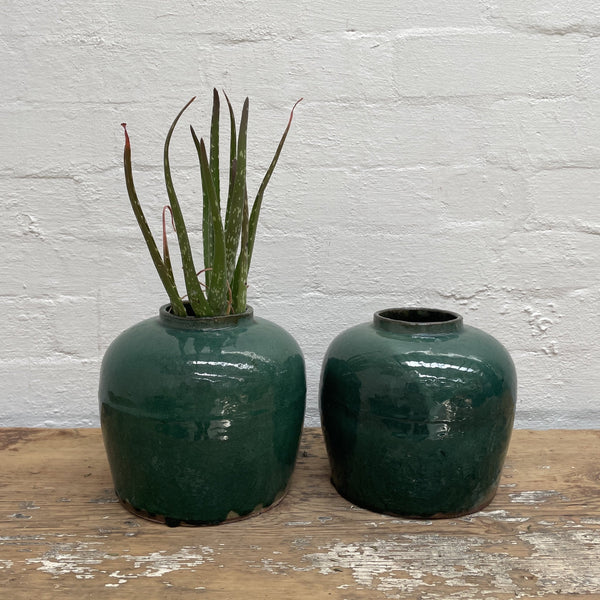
left=319, top=307, right=517, bottom=519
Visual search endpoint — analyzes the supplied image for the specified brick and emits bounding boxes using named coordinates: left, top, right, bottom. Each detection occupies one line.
left=0, top=229, right=163, bottom=298
left=393, top=31, right=582, bottom=98
left=493, top=230, right=598, bottom=292
left=0, top=359, right=100, bottom=427
left=0, top=106, right=122, bottom=174
left=200, top=36, right=397, bottom=105
left=0, top=296, right=99, bottom=361
left=487, top=0, right=600, bottom=37
left=293, top=101, right=488, bottom=170
left=5, top=32, right=395, bottom=105
left=529, top=168, right=600, bottom=223
left=264, top=165, right=529, bottom=238
left=308, top=227, right=502, bottom=296
left=512, top=349, right=600, bottom=428
left=246, top=234, right=312, bottom=300
left=2, top=1, right=487, bottom=38
left=485, top=98, right=600, bottom=169
left=0, top=298, right=55, bottom=361
left=582, top=38, right=600, bottom=98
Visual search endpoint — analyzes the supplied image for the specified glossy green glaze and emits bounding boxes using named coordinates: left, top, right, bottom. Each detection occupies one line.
left=320, top=308, right=517, bottom=518
left=99, top=305, right=306, bottom=526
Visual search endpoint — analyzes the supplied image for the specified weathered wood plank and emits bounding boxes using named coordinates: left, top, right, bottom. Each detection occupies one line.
left=1, top=428, right=599, bottom=598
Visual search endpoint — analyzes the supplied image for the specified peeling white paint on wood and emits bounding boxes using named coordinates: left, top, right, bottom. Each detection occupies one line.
left=509, top=490, right=569, bottom=504
left=460, top=509, right=530, bottom=523
left=2, top=428, right=599, bottom=597
left=26, top=541, right=105, bottom=580
left=26, top=541, right=215, bottom=585
left=303, top=536, right=524, bottom=596
left=255, top=558, right=311, bottom=576
left=21, top=522, right=597, bottom=596
left=299, top=526, right=600, bottom=598
left=521, top=529, right=600, bottom=595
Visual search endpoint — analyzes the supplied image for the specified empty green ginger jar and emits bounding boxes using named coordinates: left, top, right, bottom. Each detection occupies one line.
left=319, top=308, right=517, bottom=519
left=99, top=305, right=306, bottom=526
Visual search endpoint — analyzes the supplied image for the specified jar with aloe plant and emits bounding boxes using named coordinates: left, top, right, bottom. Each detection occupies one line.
left=99, top=91, right=305, bottom=526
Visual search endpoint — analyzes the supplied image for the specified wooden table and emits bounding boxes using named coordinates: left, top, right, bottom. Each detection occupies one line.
left=1, top=428, right=599, bottom=599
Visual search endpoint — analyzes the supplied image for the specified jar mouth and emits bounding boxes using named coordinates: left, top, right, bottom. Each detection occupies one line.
left=378, top=308, right=461, bottom=324
left=159, top=303, right=254, bottom=329
left=374, top=308, right=463, bottom=334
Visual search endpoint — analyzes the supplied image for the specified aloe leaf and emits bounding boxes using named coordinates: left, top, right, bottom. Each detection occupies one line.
left=247, top=98, right=302, bottom=269
left=200, top=176, right=213, bottom=289
left=231, top=186, right=249, bottom=314
left=224, top=97, right=249, bottom=282
left=121, top=123, right=187, bottom=317
left=162, top=205, right=175, bottom=281
left=201, top=188, right=212, bottom=289
left=209, top=88, right=221, bottom=204
left=191, top=128, right=228, bottom=314
left=202, top=89, right=221, bottom=287
left=223, top=91, right=237, bottom=204
left=163, top=97, right=211, bottom=316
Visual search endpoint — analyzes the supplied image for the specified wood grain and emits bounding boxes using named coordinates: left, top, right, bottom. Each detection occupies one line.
left=1, top=428, right=599, bottom=599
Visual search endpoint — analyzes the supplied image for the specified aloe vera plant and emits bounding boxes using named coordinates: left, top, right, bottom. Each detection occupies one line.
left=121, top=90, right=301, bottom=318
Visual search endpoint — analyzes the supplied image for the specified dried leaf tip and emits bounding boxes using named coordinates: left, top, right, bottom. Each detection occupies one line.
left=121, top=123, right=130, bottom=146
left=290, top=98, right=303, bottom=117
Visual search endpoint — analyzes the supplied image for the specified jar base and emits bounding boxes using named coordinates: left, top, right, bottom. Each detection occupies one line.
left=331, top=478, right=498, bottom=520
left=116, top=487, right=289, bottom=527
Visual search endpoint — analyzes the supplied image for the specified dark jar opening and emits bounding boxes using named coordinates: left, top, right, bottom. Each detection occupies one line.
left=374, top=307, right=463, bottom=335
left=159, top=303, right=254, bottom=330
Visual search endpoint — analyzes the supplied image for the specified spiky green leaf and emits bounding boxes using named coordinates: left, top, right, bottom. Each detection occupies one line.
left=224, top=97, right=249, bottom=283
left=191, top=128, right=228, bottom=314
left=209, top=88, right=221, bottom=204
left=231, top=186, right=249, bottom=314
left=163, top=97, right=210, bottom=316
left=162, top=205, right=175, bottom=281
left=223, top=91, right=237, bottom=204
left=121, top=123, right=187, bottom=317
left=203, top=89, right=221, bottom=287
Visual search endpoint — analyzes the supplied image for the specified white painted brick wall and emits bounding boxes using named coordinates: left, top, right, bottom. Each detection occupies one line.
left=2, top=1, right=599, bottom=429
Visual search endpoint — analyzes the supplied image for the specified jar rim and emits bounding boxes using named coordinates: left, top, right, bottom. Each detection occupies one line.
left=159, top=303, right=254, bottom=329
left=374, top=307, right=463, bottom=334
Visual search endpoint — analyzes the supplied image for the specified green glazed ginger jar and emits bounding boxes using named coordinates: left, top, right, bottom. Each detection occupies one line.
left=99, top=305, right=306, bottom=526
left=320, top=308, right=516, bottom=519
